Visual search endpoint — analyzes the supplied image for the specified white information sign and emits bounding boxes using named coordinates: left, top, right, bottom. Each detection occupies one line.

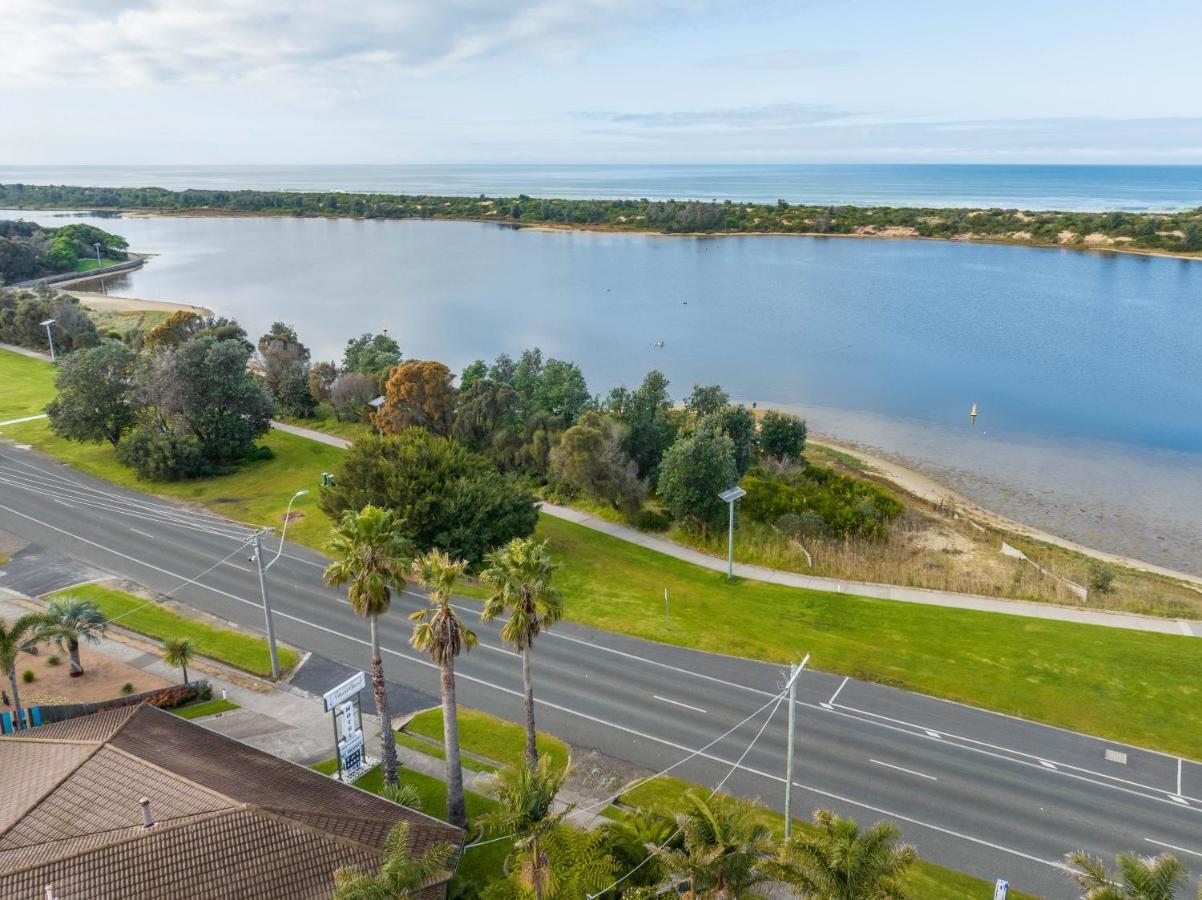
left=324, top=671, right=366, bottom=712
left=993, top=879, right=1009, bottom=900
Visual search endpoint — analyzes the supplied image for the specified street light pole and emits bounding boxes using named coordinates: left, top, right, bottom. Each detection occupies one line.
left=252, top=489, right=310, bottom=681
left=783, top=653, right=810, bottom=838
left=718, top=486, right=747, bottom=579
left=39, top=319, right=56, bottom=362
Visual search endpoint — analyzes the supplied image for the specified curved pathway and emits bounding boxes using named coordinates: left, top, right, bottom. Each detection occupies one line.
left=270, top=420, right=1199, bottom=638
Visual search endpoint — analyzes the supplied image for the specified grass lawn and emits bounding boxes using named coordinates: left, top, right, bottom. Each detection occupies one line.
left=50, top=583, right=299, bottom=678
left=534, top=515, right=1202, bottom=761
left=406, top=707, right=571, bottom=772
left=395, top=730, right=495, bottom=773
left=617, top=774, right=1039, bottom=900
left=3, top=416, right=340, bottom=549
left=278, top=402, right=371, bottom=442
left=171, top=697, right=240, bottom=719
left=311, top=759, right=506, bottom=897
left=0, top=349, right=56, bottom=421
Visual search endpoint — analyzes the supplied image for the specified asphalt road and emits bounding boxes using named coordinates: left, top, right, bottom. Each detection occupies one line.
left=1, top=443, right=1199, bottom=899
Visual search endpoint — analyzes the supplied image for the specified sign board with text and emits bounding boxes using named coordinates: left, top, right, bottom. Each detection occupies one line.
left=324, top=671, right=366, bottom=712
left=993, top=880, right=1008, bottom=900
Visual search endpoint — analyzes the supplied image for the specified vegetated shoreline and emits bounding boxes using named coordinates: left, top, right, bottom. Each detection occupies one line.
left=807, top=433, right=1202, bottom=590
left=61, top=207, right=1202, bottom=263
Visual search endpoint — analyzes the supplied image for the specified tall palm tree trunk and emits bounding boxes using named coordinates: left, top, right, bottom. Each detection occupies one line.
left=7, top=669, right=24, bottom=733
left=530, top=835, right=544, bottom=900
left=67, top=638, right=83, bottom=677
left=180, top=662, right=189, bottom=683
left=521, top=647, right=537, bottom=765
left=441, top=660, right=467, bottom=828
left=370, top=616, right=399, bottom=786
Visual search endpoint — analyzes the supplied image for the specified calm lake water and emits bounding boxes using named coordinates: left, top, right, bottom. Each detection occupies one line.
left=6, top=163, right=1202, bottom=211
left=7, top=208, right=1202, bottom=573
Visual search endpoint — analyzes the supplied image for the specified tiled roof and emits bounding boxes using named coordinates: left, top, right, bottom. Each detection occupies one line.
left=0, top=705, right=463, bottom=899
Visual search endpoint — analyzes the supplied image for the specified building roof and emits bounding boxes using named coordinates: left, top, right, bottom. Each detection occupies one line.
left=0, top=705, right=463, bottom=899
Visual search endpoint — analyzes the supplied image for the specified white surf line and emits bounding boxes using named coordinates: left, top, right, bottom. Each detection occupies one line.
left=4, top=498, right=1198, bottom=819
left=654, top=695, right=708, bottom=714
left=831, top=702, right=1200, bottom=803
left=1145, top=838, right=1202, bottom=858
left=871, top=759, right=937, bottom=781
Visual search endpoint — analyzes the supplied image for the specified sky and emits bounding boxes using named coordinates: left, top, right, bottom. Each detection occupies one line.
left=2, top=0, right=1202, bottom=165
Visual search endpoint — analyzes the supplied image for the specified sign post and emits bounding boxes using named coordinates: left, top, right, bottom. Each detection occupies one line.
left=993, top=879, right=1009, bottom=900
left=324, top=672, right=368, bottom=782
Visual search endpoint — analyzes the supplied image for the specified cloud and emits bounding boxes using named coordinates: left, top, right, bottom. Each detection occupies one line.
left=0, top=0, right=711, bottom=88
left=706, top=49, right=861, bottom=69
left=580, top=102, right=855, bottom=130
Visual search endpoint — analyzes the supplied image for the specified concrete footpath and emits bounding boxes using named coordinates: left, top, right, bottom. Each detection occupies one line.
left=271, top=418, right=1200, bottom=639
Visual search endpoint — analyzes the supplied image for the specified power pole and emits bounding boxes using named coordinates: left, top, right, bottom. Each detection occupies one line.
left=252, top=531, right=282, bottom=680
left=784, top=653, right=810, bottom=838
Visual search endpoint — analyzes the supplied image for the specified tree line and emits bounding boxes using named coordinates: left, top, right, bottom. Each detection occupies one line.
left=0, top=219, right=128, bottom=283
left=4, top=183, right=1202, bottom=253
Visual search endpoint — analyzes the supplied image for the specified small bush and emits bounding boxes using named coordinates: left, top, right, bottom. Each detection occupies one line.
left=116, top=427, right=206, bottom=481
left=22, top=670, right=35, bottom=684
left=244, top=444, right=274, bottom=462
left=46, top=655, right=61, bottom=667
left=776, top=512, right=827, bottom=539
left=634, top=508, right=671, bottom=532
left=1088, top=562, right=1116, bottom=594
left=120, top=682, right=135, bottom=695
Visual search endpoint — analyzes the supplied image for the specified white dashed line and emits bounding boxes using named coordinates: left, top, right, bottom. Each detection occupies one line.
left=871, top=759, right=938, bottom=781
left=653, top=695, right=707, bottom=714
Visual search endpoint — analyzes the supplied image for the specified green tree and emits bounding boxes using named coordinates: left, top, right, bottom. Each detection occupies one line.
left=409, top=549, right=477, bottom=829
left=308, top=360, right=339, bottom=403
left=46, top=342, right=140, bottom=447
left=323, top=505, right=410, bottom=787
left=606, top=370, right=678, bottom=482
left=777, top=809, right=917, bottom=900
left=342, top=332, right=402, bottom=376
left=481, top=756, right=572, bottom=900
left=1065, top=850, right=1189, bottom=900
left=320, top=431, right=537, bottom=565
left=0, top=615, right=44, bottom=731
left=549, top=411, right=646, bottom=513
left=480, top=538, right=564, bottom=764
left=598, top=807, right=680, bottom=889
left=163, top=637, right=195, bottom=683
left=460, top=358, right=488, bottom=389
left=452, top=378, right=522, bottom=468
left=39, top=596, right=107, bottom=677
left=658, top=790, right=775, bottom=899
left=657, top=430, right=737, bottom=536
left=257, top=321, right=315, bottom=418
left=709, top=405, right=756, bottom=476
left=759, top=411, right=807, bottom=461
left=686, top=384, right=730, bottom=419
left=333, top=821, right=455, bottom=900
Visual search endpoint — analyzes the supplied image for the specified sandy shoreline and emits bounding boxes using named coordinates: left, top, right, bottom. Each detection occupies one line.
left=810, top=435, right=1202, bottom=588
left=67, top=290, right=212, bottom=316
left=10, top=206, right=1202, bottom=264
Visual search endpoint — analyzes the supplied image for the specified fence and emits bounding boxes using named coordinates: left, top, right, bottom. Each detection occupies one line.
left=1, top=680, right=210, bottom=734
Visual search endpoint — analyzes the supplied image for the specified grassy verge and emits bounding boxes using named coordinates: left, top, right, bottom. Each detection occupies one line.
left=395, top=730, right=495, bottom=773
left=535, top=514, right=1202, bottom=760
left=171, top=698, right=240, bottom=719
left=3, top=415, right=339, bottom=549
left=49, top=583, right=298, bottom=678
left=84, top=306, right=172, bottom=340
left=617, top=774, right=1039, bottom=900
left=406, top=707, right=571, bottom=772
left=0, top=349, right=55, bottom=421
left=311, top=759, right=506, bottom=896
left=277, top=403, right=371, bottom=442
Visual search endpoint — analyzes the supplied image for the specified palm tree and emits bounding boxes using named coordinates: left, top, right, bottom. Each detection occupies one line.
left=480, top=537, right=563, bottom=765
left=324, top=504, right=410, bottom=787
left=332, top=821, right=454, bottom=899
left=0, top=616, right=45, bottom=732
left=657, top=790, right=775, bottom=899
left=598, top=806, right=681, bottom=889
left=39, top=596, right=107, bottom=677
left=409, top=548, right=477, bottom=829
left=777, top=808, right=917, bottom=900
left=1066, top=850, right=1188, bottom=900
left=482, top=755, right=571, bottom=900
left=163, top=637, right=196, bottom=683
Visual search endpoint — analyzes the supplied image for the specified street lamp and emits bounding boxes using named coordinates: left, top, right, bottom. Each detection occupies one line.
left=718, top=485, right=746, bottom=579
left=39, top=319, right=57, bottom=362
left=251, top=489, right=309, bottom=680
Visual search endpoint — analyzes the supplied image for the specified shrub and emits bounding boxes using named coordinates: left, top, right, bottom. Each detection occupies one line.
left=116, top=428, right=206, bottom=481
left=46, top=655, right=61, bottom=667
left=1088, top=561, right=1116, bottom=594
left=634, top=508, right=672, bottom=532
left=120, top=682, right=135, bottom=695
left=776, top=511, right=827, bottom=539
left=22, top=670, right=35, bottom=684
left=759, top=410, right=807, bottom=461
left=742, top=465, right=901, bottom=540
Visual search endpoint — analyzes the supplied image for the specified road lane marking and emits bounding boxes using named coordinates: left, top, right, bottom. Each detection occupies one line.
left=3, top=498, right=1200, bottom=825
left=1146, top=838, right=1202, bottom=858
left=1169, top=796, right=1189, bottom=805
left=925, top=729, right=941, bottom=738
left=829, top=676, right=849, bottom=705
left=128, top=528, right=156, bottom=540
left=653, top=695, right=707, bottom=714
left=871, top=759, right=937, bottom=781
left=1179, top=758, right=1184, bottom=796
left=1041, top=761, right=1057, bottom=770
